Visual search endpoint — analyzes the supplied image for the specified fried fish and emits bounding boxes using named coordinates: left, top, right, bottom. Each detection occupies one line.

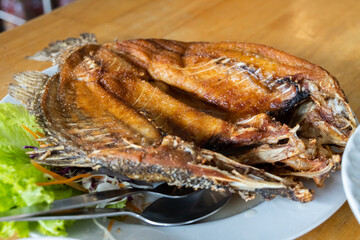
left=9, top=34, right=356, bottom=202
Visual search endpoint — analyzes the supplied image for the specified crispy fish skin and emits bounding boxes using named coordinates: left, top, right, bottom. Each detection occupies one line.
left=108, top=40, right=301, bottom=120
left=9, top=34, right=356, bottom=202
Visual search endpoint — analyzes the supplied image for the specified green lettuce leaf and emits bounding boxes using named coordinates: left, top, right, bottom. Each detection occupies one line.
left=0, top=103, right=77, bottom=238
left=37, top=220, right=74, bottom=237
left=106, top=199, right=127, bottom=209
left=0, top=221, right=30, bottom=238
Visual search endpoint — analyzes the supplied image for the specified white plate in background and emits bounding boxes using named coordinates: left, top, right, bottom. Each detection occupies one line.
left=342, top=126, right=360, bottom=224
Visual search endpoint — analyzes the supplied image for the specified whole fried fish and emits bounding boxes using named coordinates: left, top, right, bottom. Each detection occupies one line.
left=9, top=34, right=356, bottom=203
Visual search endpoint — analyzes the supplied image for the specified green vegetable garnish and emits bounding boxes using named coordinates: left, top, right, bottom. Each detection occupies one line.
left=0, top=103, right=77, bottom=238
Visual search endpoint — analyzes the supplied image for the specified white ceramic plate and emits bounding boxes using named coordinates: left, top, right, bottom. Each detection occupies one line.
left=3, top=66, right=346, bottom=240
left=342, top=126, right=360, bottom=224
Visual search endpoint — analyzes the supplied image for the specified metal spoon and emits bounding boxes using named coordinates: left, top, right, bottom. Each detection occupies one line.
left=13, top=189, right=232, bottom=226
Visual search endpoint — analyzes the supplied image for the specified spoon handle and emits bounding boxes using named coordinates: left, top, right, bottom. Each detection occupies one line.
left=3, top=208, right=142, bottom=222
left=6, top=207, right=194, bottom=226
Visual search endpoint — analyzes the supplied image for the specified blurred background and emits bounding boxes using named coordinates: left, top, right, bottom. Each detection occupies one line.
left=0, top=0, right=76, bottom=32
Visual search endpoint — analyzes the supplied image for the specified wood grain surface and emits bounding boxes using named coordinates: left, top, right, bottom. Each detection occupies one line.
left=0, top=0, right=359, bottom=238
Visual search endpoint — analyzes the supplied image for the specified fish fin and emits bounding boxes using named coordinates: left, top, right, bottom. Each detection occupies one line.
left=34, top=154, right=94, bottom=167
left=28, top=141, right=93, bottom=167
left=26, top=33, right=97, bottom=63
left=10, top=71, right=94, bottom=167
left=9, top=71, right=49, bottom=113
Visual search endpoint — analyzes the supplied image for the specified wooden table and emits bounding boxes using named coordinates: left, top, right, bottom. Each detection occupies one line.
left=0, top=0, right=359, bottom=238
